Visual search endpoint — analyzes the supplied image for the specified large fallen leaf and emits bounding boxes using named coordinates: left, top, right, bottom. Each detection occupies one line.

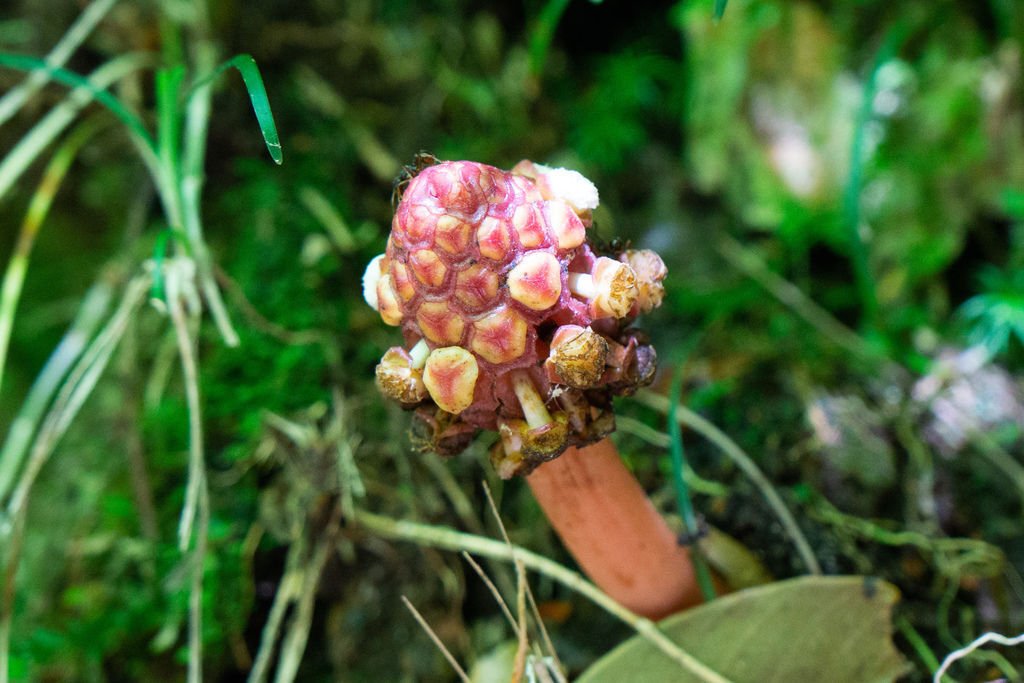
left=578, top=576, right=908, bottom=683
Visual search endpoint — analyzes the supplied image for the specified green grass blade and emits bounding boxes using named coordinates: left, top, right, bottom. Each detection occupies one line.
left=667, top=367, right=717, bottom=602
left=0, top=118, right=104, bottom=398
left=529, top=0, right=571, bottom=78
left=0, top=0, right=119, bottom=127
left=714, top=0, right=728, bottom=19
left=188, top=54, right=283, bottom=164
left=0, top=52, right=155, bottom=152
left=0, top=52, right=156, bottom=205
left=156, top=66, right=186, bottom=184
left=0, top=281, right=112, bottom=506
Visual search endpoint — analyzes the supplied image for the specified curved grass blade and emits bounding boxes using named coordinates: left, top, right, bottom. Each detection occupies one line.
left=0, top=52, right=155, bottom=152
left=0, top=52, right=155, bottom=205
left=188, top=54, right=283, bottom=164
left=714, top=0, right=728, bottom=20
left=0, top=0, right=119, bottom=127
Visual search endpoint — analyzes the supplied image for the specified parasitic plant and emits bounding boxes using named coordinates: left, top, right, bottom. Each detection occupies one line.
left=364, top=158, right=701, bottom=618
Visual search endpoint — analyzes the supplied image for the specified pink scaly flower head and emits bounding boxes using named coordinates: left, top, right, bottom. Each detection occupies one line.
left=364, top=158, right=668, bottom=478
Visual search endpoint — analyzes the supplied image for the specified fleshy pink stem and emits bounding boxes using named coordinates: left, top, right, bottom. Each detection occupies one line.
left=526, top=437, right=703, bottom=620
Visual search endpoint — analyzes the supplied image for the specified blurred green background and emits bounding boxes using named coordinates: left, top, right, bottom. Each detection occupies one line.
left=1, top=0, right=1023, bottom=680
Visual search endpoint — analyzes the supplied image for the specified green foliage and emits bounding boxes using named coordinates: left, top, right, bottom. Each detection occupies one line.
left=2, top=0, right=1024, bottom=680
left=962, top=266, right=1024, bottom=357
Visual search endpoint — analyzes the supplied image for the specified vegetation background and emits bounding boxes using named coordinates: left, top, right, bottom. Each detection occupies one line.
left=0, top=0, right=1023, bottom=680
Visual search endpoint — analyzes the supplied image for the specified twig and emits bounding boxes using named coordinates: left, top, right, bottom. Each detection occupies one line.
left=400, top=596, right=471, bottom=683
left=351, top=509, right=731, bottom=683
left=934, top=631, right=1024, bottom=682
left=636, top=389, right=822, bottom=576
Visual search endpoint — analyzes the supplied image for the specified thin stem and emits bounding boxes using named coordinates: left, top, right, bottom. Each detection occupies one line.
left=716, top=234, right=882, bottom=364
left=0, top=498, right=26, bottom=683
left=528, top=0, right=571, bottom=79
left=351, top=508, right=731, bottom=683
left=969, top=430, right=1024, bottom=512
left=0, top=0, right=120, bottom=126
left=0, top=118, right=103, bottom=396
left=4, top=276, right=148, bottom=519
left=668, top=369, right=716, bottom=602
left=274, top=512, right=341, bottom=683
left=0, top=52, right=156, bottom=204
left=401, top=596, right=471, bottom=683
left=636, top=389, right=822, bottom=576
left=188, top=478, right=209, bottom=683
left=0, top=281, right=113, bottom=505
left=167, top=262, right=206, bottom=553
left=895, top=616, right=942, bottom=678
left=615, top=416, right=729, bottom=497
left=180, top=35, right=240, bottom=346
left=247, top=536, right=306, bottom=683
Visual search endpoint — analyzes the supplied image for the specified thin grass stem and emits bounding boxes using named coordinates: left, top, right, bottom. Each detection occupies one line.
left=274, top=512, right=341, bottom=683
left=0, top=118, right=104, bottom=396
left=636, top=389, right=822, bottom=576
left=401, top=596, right=472, bottom=683
left=616, top=416, right=730, bottom=497
left=352, top=509, right=731, bottom=683
left=0, top=52, right=156, bottom=204
left=0, top=281, right=113, bottom=505
left=167, top=262, right=206, bottom=552
left=668, top=370, right=717, bottom=602
left=715, top=234, right=883, bottom=364
left=247, top=537, right=306, bottom=683
left=188, top=477, right=209, bottom=683
left=4, top=275, right=148, bottom=519
left=0, top=0, right=119, bottom=126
